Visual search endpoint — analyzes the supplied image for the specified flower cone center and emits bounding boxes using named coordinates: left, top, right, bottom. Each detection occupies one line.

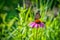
left=35, top=20, right=41, bottom=24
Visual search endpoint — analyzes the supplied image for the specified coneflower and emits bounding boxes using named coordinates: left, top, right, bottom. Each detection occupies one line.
left=29, top=11, right=44, bottom=28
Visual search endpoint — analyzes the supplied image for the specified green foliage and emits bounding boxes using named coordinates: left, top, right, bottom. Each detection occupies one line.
left=0, top=0, right=60, bottom=40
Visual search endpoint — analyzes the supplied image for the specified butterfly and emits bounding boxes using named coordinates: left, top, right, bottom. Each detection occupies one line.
left=34, top=11, right=41, bottom=24
left=35, top=11, right=41, bottom=20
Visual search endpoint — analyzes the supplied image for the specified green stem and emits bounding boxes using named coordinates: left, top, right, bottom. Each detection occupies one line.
left=36, top=28, right=38, bottom=40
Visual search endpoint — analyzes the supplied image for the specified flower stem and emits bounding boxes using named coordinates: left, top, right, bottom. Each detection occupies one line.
left=36, top=28, right=38, bottom=40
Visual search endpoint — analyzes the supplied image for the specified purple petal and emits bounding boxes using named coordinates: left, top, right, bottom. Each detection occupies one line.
left=29, top=22, right=36, bottom=28
left=40, top=22, right=44, bottom=27
left=34, top=24, right=38, bottom=28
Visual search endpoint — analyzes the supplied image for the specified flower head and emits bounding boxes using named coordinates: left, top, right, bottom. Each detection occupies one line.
left=29, top=20, right=44, bottom=28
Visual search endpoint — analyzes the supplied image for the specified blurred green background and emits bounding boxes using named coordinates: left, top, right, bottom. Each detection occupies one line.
left=0, top=0, right=60, bottom=40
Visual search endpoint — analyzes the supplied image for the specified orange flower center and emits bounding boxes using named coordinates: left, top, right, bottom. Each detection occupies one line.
left=35, top=20, right=41, bottom=24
